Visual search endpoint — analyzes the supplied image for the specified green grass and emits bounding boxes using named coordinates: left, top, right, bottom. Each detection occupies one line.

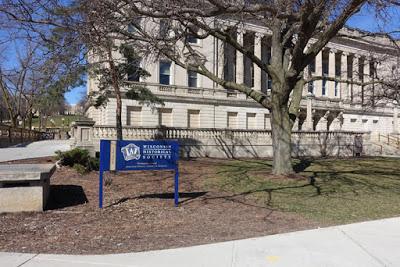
left=206, top=157, right=400, bottom=225
left=32, top=115, right=84, bottom=128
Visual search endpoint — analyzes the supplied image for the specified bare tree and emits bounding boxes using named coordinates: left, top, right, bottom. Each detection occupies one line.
left=1, top=0, right=163, bottom=139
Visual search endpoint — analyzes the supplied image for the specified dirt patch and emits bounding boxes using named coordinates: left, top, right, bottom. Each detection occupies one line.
left=0, top=157, right=316, bottom=254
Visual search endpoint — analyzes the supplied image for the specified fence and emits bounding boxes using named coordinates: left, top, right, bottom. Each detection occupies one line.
left=0, top=125, right=46, bottom=148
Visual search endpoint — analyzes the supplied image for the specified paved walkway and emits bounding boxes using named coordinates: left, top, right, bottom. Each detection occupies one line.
left=1, top=217, right=399, bottom=267
left=0, top=140, right=71, bottom=162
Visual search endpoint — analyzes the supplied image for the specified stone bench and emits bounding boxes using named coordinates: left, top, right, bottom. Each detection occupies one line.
left=0, top=164, right=55, bottom=213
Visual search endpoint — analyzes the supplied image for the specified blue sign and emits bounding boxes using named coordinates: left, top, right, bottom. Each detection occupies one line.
left=99, top=139, right=180, bottom=208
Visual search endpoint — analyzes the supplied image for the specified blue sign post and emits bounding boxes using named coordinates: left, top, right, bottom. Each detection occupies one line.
left=99, top=139, right=180, bottom=208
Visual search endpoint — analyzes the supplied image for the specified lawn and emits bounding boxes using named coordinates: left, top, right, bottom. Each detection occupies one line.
left=208, top=157, right=400, bottom=225
left=1, top=156, right=400, bottom=254
left=31, top=114, right=84, bottom=128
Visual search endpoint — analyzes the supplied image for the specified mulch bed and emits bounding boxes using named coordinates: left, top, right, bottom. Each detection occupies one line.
left=0, top=157, right=316, bottom=254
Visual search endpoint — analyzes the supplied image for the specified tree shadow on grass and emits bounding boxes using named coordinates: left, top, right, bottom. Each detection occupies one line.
left=46, top=185, right=88, bottom=210
left=293, top=159, right=313, bottom=173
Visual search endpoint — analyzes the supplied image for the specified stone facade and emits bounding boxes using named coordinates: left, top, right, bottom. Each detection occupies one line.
left=83, top=21, right=400, bottom=157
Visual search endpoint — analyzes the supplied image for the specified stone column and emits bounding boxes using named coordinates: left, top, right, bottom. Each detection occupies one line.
left=253, top=33, right=263, bottom=90
left=236, top=30, right=244, bottom=84
left=394, top=101, right=399, bottom=134
left=315, top=51, right=323, bottom=97
left=352, top=55, right=360, bottom=103
left=217, top=39, right=224, bottom=89
left=305, top=92, right=314, bottom=130
left=341, top=52, right=348, bottom=101
left=328, top=49, right=336, bottom=98
left=363, top=58, right=370, bottom=104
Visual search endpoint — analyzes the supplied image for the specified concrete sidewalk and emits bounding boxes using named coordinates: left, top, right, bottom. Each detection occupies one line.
left=0, top=140, right=71, bottom=162
left=1, top=217, right=399, bottom=267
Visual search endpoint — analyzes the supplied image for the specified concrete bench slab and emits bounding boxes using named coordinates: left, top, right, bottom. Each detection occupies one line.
left=0, top=164, right=55, bottom=213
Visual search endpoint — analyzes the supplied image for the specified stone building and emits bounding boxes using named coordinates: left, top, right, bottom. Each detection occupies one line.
left=80, top=21, right=400, bottom=158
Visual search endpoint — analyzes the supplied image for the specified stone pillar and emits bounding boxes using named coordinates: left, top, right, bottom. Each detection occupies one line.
left=315, top=51, right=323, bottom=97
left=394, top=101, right=399, bottom=134
left=341, top=52, right=348, bottom=101
left=352, top=55, right=360, bottom=103
left=236, top=30, right=244, bottom=84
left=253, top=33, right=263, bottom=90
left=70, top=118, right=96, bottom=155
left=328, top=49, right=336, bottom=98
left=217, top=39, right=224, bottom=88
left=363, top=58, right=370, bottom=104
left=305, top=92, right=314, bottom=130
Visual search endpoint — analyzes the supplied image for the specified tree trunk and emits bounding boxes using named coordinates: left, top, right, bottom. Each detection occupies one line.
left=106, top=43, right=123, bottom=140
left=115, top=93, right=123, bottom=140
left=28, top=112, right=33, bottom=130
left=270, top=105, right=294, bottom=175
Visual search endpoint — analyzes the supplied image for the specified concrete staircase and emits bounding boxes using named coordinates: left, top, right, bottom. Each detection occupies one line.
left=368, top=133, right=400, bottom=157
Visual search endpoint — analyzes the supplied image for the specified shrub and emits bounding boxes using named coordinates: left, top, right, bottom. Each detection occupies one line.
left=73, top=163, right=87, bottom=175
left=56, top=148, right=99, bottom=174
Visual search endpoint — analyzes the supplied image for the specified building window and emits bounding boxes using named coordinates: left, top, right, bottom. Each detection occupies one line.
left=158, top=108, right=173, bottom=127
left=126, top=106, right=142, bottom=126
left=309, top=58, right=316, bottom=73
left=246, top=113, right=257, bottom=129
left=128, top=17, right=141, bottom=33
left=350, top=118, right=357, bottom=123
left=373, top=120, right=378, bottom=124
left=227, top=112, right=238, bottom=129
left=187, top=110, right=200, bottom=128
left=127, top=57, right=141, bottom=82
left=159, top=19, right=170, bottom=37
left=322, top=79, right=327, bottom=96
left=264, top=114, right=271, bottom=130
left=187, top=70, right=198, bottom=88
left=187, top=34, right=198, bottom=44
left=261, top=39, right=271, bottom=93
left=267, top=75, right=272, bottom=90
left=347, top=55, right=353, bottom=79
left=359, top=58, right=364, bottom=81
left=223, top=30, right=237, bottom=83
left=322, top=51, right=329, bottom=76
left=334, top=81, right=338, bottom=97
left=308, top=81, right=314, bottom=94
left=159, top=61, right=171, bottom=85
left=243, top=32, right=255, bottom=88
left=335, top=53, right=341, bottom=77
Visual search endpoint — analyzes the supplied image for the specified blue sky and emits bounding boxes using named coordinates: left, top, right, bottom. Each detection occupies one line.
left=63, top=5, right=399, bottom=104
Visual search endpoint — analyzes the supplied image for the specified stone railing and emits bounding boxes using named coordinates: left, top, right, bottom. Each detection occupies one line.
left=0, top=125, right=44, bottom=148
left=71, top=119, right=375, bottom=158
left=124, top=81, right=245, bottom=101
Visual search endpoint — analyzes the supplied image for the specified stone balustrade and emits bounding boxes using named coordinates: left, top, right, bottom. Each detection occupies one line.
left=0, top=125, right=43, bottom=148
left=72, top=120, right=372, bottom=158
